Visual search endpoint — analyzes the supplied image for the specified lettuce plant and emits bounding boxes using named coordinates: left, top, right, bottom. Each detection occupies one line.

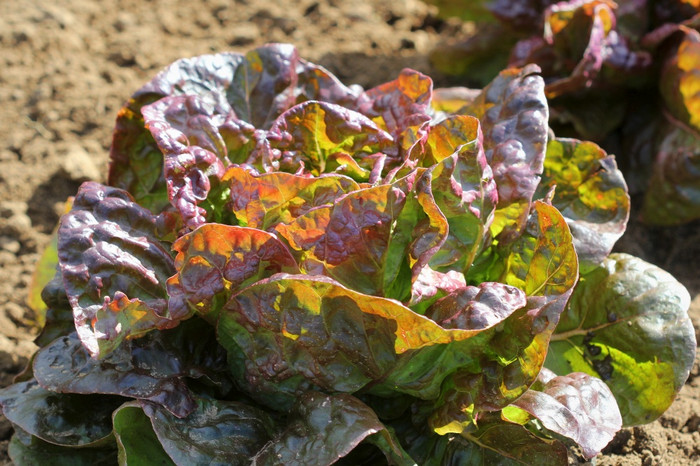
left=427, top=0, right=700, bottom=226
left=1, top=44, right=696, bottom=465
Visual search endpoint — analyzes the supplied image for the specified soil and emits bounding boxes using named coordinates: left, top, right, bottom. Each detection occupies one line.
left=0, top=0, right=697, bottom=464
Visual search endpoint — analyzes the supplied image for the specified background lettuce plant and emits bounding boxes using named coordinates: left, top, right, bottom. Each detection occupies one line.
left=427, top=0, right=700, bottom=226
left=0, top=44, right=695, bottom=465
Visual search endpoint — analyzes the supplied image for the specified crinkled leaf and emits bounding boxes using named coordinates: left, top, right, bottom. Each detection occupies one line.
left=224, top=166, right=360, bottom=230
left=425, top=282, right=526, bottom=331
left=109, top=45, right=363, bottom=213
left=8, top=427, right=116, bottom=466
left=226, top=44, right=304, bottom=129
left=140, top=397, right=276, bottom=465
left=276, top=172, right=446, bottom=300
left=547, top=253, right=697, bottom=425
left=464, top=66, right=548, bottom=241
left=167, top=224, right=299, bottom=322
left=642, top=124, right=700, bottom=225
left=659, top=26, right=700, bottom=131
left=424, top=116, right=498, bottom=275
left=57, top=182, right=178, bottom=358
left=358, top=69, right=433, bottom=144
left=536, top=138, right=629, bottom=272
left=511, top=369, right=622, bottom=459
left=252, top=392, right=411, bottom=465
left=269, top=101, right=394, bottom=180
left=141, top=93, right=252, bottom=229
left=113, top=402, right=174, bottom=466
left=0, top=379, right=122, bottom=447
left=109, top=52, right=246, bottom=212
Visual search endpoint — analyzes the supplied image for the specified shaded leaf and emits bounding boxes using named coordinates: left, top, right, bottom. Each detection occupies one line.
left=0, top=379, right=121, bottom=447
left=429, top=24, right=518, bottom=87
left=167, top=224, right=299, bottom=323
left=537, top=138, right=629, bottom=272
left=659, top=26, right=700, bottom=132
left=113, top=402, right=175, bottom=466
left=642, top=123, right=700, bottom=225
left=141, top=397, right=276, bottom=465
left=8, top=427, right=116, bottom=466
left=407, top=421, right=568, bottom=466
left=252, top=392, right=411, bottom=465
left=33, top=331, right=199, bottom=418
left=57, top=182, right=178, bottom=358
left=511, top=368, right=622, bottom=458
left=464, top=66, right=548, bottom=241
left=225, top=166, right=360, bottom=230
left=547, top=253, right=696, bottom=425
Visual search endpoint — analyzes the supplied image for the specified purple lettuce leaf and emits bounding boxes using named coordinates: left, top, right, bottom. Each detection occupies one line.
left=32, top=333, right=196, bottom=418
left=357, top=69, right=433, bottom=146
left=536, top=138, right=630, bottom=272
left=510, top=368, right=622, bottom=459
left=463, top=65, right=549, bottom=242
left=251, top=392, right=413, bottom=465
left=57, top=182, right=179, bottom=358
left=167, top=223, right=300, bottom=323
left=141, top=93, right=253, bottom=230
left=0, top=379, right=123, bottom=447
left=546, top=253, right=697, bottom=425
left=137, top=397, right=276, bottom=465
left=109, top=51, right=247, bottom=213
left=109, top=44, right=364, bottom=214
left=32, top=318, right=230, bottom=419
left=225, top=166, right=360, bottom=231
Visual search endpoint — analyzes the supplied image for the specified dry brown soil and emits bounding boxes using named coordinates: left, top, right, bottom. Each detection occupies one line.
left=0, top=0, right=698, bottom=464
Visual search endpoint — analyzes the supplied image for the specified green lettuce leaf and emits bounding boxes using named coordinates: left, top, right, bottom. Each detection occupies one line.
left=546, top=253, right=697, bottom=425
left=113, top=402, right=174, bottom=466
